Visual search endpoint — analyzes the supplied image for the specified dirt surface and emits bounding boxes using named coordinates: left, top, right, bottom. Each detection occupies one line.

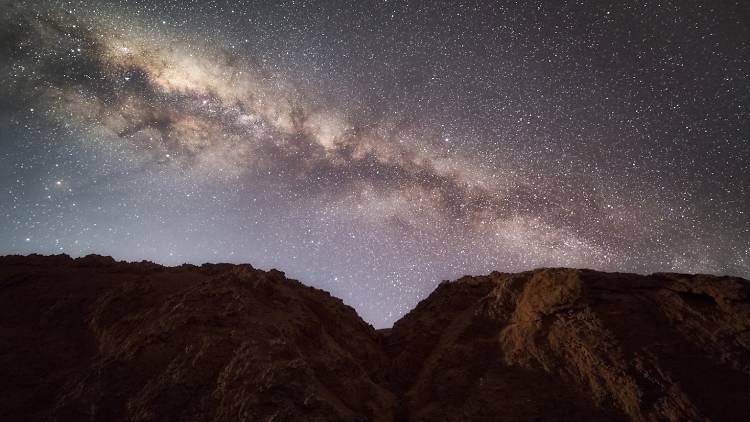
left=1, top=255, right=749, bottom=421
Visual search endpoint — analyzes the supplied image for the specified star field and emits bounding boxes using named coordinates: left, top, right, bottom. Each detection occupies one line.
left=1, top=0, right=748, bottom=327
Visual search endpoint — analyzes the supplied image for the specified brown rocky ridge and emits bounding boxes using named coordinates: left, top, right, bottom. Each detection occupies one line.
left=1, top=254, right=749, bottom=421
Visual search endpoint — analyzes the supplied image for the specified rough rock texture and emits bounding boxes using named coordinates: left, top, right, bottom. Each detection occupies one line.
left=1, top=255, right=749, bottom=421
left=386, top=269, right=750, bottom=421
left=0, top=254, right=394, bottom=422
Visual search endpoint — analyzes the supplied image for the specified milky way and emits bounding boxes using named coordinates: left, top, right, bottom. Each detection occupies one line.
left=1, top=0, right=749, bottom=326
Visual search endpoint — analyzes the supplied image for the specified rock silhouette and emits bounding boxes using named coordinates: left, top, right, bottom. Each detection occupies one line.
left=1, top=254, right=749, bottom=421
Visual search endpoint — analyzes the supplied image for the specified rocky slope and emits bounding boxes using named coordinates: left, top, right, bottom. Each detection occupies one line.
left=0, top=254, right=394, bottom=422
left=385, top=269, right=750, bottom=421
left=1, top=255, right=749, bottom=421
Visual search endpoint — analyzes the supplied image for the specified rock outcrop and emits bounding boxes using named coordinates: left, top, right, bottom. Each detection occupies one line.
left=1, top=255, right=749, bottom=421
left=0, top=255, right=394, bottom=422
left=385, top=269, right=750, bottom=421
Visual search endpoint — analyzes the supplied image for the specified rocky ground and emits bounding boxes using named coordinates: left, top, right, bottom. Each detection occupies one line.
left=1, top=254, right=749, bottom=421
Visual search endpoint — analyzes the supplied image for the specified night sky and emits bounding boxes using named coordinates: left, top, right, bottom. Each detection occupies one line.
left=1, top=0, right=748, bottom=327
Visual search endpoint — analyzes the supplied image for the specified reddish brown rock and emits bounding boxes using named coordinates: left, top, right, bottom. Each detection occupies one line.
left=386, top=269, right=750, bottom=421
left=0, top=255, right=394, bottom=422
left=1, top=256, right=749, bottom=421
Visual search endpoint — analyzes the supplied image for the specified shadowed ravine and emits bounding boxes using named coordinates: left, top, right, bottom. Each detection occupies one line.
left=1, top=254, right=749, bottom=421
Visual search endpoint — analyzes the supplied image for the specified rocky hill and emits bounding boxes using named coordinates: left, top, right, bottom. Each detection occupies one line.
left=1, top=254, right=749, bottom=421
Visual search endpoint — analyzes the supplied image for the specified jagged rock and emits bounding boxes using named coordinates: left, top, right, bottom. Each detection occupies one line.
left=0, top=255, right=394, bottom=422
left=387, top=269, right=750, bottom=421
left=1, top=256, right=748, bottom=421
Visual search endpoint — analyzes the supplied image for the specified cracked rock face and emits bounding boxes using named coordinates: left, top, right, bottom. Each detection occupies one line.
left=386, top=269, right=750, bottom=421
left=1, top=255, right=749, bottom=421
left=0, top=255, right=394, bottom=422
